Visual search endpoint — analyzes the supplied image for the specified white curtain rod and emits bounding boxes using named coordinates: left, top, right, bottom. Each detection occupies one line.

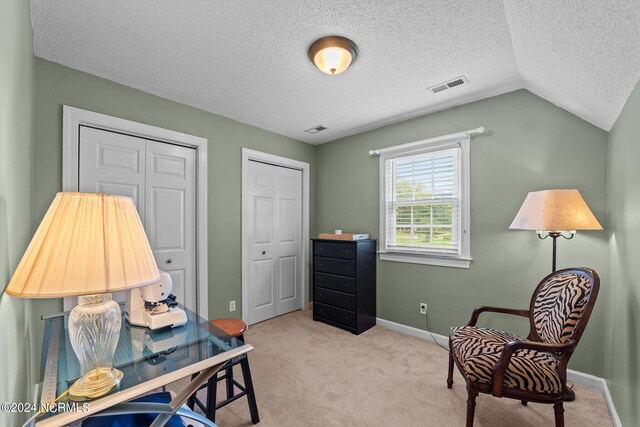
left=368, top=126, right=485, bottom=156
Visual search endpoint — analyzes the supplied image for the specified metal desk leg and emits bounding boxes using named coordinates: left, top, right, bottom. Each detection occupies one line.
left=149, top=362, right=224, bottom=427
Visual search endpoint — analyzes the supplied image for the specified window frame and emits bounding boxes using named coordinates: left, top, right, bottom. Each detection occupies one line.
left=378, top=133, right=472, bottom=268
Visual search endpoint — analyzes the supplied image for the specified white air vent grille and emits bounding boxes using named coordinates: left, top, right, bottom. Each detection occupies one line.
left=428, top=76, right=469, bottom=94
left=304, top=125, right=327, bottom=134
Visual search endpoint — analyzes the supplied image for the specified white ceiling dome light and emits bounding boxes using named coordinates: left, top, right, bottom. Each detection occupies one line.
left=308, top=36, right=359, bottom=75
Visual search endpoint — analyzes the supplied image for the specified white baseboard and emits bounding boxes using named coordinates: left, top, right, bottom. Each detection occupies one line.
left=601, top=379, right=623, bottom=427
left=566, top=369, right=604, bottom=391
left=376, top=317, right=450, bottom=348
left=376, top=317, right=622, bottom=426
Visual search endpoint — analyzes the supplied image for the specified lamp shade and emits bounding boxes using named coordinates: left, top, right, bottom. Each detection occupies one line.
left=6, top=192, right=159, bottom=298
left=509, top=189, right=602, bottom=231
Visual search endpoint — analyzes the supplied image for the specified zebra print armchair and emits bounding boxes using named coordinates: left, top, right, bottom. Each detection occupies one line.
left=447, top=267, right=600, bottom=427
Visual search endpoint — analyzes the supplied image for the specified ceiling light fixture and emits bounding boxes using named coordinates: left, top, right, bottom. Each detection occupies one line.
left=308, top=36, right=359, bottom=75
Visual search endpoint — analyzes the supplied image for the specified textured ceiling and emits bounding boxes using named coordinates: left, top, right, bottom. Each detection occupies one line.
left=503, top=0, right=640, bottom=131
left=31, top=1, right=640, bottom=144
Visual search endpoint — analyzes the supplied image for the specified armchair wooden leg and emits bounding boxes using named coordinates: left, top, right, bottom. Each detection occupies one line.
left=447, top=351, right=454, bottom=389
left=553, top=402, right=564, bottom=427
left=520, top=400, right=527, bottom=406
left=466, top=383, right=479, bottom=427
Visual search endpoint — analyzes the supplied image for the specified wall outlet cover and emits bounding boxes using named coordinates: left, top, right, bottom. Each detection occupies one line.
left=419, top=303, right=427, bottom=315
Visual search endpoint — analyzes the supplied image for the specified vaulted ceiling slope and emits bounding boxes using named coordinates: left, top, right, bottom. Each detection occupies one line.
left=31, top=1, right=640, bottom=144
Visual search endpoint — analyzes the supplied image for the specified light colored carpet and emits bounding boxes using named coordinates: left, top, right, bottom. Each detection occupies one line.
left=169, top=309, right=612, bottom=427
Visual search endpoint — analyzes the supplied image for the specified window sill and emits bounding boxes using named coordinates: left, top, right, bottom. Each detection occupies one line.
left=378, top=252, right=472, bottom=269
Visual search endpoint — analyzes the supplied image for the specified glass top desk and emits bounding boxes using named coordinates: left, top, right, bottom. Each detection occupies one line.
left=35, top=305, right=252, bottom=427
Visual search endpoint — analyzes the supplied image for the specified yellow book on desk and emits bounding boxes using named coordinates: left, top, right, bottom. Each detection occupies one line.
left=318, top=233, right=369, bottom=241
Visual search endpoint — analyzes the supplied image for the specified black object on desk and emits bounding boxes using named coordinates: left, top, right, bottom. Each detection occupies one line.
left=311, top=238, right=377, bottom=334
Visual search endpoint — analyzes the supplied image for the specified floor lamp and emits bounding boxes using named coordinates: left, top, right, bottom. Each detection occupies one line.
left=510, top=189, right=602, bottom=401
left=510, top=189, right=603, bottom=273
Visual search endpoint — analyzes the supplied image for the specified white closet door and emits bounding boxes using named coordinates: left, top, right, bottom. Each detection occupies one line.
left=145, top=140, right=197, bottom=314
left=78, top=126, right=198, bottom=314
left=79, top=126, right=146, bottom=304
left=246, top=160, right=302, bottom=324
left=274, top=167, right=302, bottom=316
left=78, top=126, right=146, bottom=215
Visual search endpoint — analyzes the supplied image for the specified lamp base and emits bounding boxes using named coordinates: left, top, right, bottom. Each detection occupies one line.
left=69, top=367, right=123, bottom=400
left=68, top=293, right=123, bottom=401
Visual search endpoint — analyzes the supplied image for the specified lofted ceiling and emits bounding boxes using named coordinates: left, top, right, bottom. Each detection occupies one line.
left=31, top=1, right=640, bottom=144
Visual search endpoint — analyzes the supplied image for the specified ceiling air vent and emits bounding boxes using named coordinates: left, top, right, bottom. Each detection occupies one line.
left=304, top=125, right=327, bottom=134
left=428, top=76, right=469, bottom=94
left=431, top=84, right=448, bottom=93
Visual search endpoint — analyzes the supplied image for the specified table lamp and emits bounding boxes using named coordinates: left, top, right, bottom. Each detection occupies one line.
left=6, top=192, right=160, bottom=400
left=510, top=189, right=602, bottom=272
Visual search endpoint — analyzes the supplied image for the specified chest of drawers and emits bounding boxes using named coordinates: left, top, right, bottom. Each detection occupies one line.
left=311, top=239, right=377, bottom=334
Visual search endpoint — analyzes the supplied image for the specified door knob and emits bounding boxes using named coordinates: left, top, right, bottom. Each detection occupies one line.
left=166, top=259, right=172, bottom=264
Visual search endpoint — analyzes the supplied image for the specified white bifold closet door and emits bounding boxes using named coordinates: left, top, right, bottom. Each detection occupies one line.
left=246, top=160, right=303, bottom=324
left=78, top=126, right=197, bottom=313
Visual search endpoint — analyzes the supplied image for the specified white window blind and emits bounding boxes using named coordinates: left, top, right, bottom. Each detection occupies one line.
left=376, top=131, right=472, bottom=268
left=385, top=147, right=462, bottom=254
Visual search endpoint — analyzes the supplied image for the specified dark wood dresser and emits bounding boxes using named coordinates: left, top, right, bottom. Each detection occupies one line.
left=311, top=239, right=377, bottom=335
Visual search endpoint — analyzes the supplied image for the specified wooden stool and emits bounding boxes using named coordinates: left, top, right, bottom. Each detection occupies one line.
left=188, top=318, right=259, bottom=424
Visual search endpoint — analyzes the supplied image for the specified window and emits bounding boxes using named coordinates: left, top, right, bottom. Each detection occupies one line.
left=378, top=133, right=471, bottom=268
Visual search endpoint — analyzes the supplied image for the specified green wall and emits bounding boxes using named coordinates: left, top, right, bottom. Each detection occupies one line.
left=606, top=80, right=640, bottom=426
left=316, top=89, right=609, bottom=376
left=32, top=58, right=316, bottom=353
left=0, top=0, right=37, bottom=425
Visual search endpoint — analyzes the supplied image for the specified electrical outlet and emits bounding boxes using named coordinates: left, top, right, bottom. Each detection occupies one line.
left=229, top=300, right=236, bottom=312
left=419, top=303, right=428, bottom=315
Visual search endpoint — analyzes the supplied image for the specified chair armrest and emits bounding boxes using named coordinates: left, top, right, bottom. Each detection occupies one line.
left=491, top=340, right=576, bottom=397
left=467, top=306, right=530, bottom=327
